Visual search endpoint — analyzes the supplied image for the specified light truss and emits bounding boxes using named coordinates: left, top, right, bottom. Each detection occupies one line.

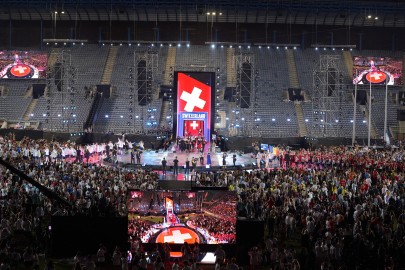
left=311, top=55, right=343, bottom=138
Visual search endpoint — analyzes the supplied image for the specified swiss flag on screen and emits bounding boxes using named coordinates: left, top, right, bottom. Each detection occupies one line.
left=184, top=120, right=204, bottom=136
left=178, top=73, right=211, bottom=113
left=366, top=71, right=387, bottom=84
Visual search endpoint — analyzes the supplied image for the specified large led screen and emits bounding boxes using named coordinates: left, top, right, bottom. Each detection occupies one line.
left=353, top=56, right=402, bottom=85
left=174, top=72, right=215, bottom=142
left=0, top=51, right=47, bottom=79
left=128, top=190, right=237, bottom=248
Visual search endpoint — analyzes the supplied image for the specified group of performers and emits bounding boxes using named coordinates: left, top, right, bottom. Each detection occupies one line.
left=175, top=135, right=209, bottom=153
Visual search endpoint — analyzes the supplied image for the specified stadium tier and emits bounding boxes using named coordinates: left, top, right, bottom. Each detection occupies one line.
left=0, top=46, right=403, bottom=141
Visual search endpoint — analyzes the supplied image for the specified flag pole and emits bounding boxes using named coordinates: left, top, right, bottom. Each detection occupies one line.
left=384, top=79, right=388, bottom=145
left=368, top=75, right=372, bottom=147
left=352, top=70, right=357, bottom=146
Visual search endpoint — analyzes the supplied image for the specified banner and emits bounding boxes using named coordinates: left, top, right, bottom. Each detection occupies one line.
left=176, top=72, right=213, bottom=141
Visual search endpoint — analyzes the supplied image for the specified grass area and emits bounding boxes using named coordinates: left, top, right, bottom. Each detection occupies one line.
left=129, top=213, right=164, bottom=224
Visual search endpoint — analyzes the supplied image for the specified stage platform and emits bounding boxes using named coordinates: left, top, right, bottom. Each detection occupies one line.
left=104, top=148, right=261, bottom=180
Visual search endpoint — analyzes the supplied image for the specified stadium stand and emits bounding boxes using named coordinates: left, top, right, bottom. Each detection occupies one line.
left=1, top=1, right=405, bottom=269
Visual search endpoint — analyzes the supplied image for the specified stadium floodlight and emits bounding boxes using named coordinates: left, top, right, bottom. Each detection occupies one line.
left=43, top=38, right=88, bottom=45
left=311, top=44, right=356, bottom=50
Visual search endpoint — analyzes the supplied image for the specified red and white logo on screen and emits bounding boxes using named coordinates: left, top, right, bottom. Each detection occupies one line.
left=178, top=73, right=210, bottom=112
left=155, top=227, right=199, bottom=244
left=366, top=71, right=386, bottom=84
left=10, top=64, right=31, bottom=77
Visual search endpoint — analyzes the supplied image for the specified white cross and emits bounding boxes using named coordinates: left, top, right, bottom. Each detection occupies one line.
left=163, top=230, right=192, bottom=243
left=370, top=72, right=382, bottom=80
left=190, top=121, right=199, bottom=130
left=13, top=65, right=27, bottom=74
left=180, top=87, right=206, bottom=112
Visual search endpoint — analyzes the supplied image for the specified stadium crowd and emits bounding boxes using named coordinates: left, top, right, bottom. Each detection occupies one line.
left=0, top=134, right=159, bottom=269
left=202, top=145, right=405, bottom=269
left=0, top=133, right=404, bottom=269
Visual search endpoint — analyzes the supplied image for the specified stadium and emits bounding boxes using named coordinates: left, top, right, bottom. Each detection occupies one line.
left=0, top=0, right=404, bottom=269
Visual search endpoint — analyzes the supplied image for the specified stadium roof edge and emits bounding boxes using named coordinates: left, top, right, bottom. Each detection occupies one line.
left=1, top=0, right=405, bottom=27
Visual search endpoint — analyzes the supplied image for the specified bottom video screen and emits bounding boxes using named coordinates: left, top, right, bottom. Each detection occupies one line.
left=127, top=190, right=237, bottom=253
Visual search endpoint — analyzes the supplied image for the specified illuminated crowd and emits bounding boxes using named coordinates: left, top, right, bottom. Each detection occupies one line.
left=0, top=133, right=404, bottom=269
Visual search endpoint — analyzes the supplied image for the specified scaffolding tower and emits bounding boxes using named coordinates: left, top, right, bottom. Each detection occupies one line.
left=128, top=48, right=159, bottom=133
left=311, top=55, right=343, bottom=138
left=45, top=50, right=78, bottom=132
left=231, top=51, right=258, bottom=137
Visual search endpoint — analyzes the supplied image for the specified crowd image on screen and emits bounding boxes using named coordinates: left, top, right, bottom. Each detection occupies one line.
left=128, top=219, right=152, bottom=241
left=189, top=215, right=236, bottom=244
